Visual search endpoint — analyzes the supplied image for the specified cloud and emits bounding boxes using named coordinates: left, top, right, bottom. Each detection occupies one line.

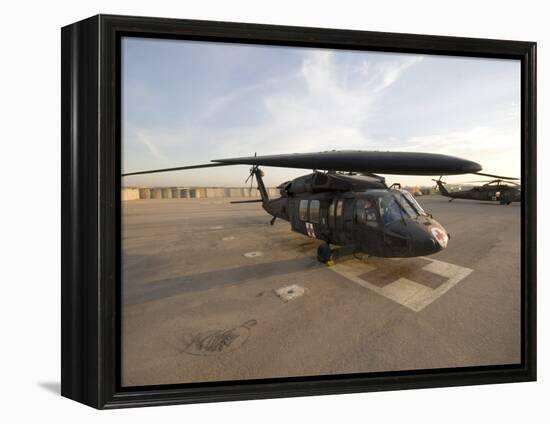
left=126, top=49, right=424, bottom=173
left=240, top=50, right=424, bottom=154
left=360, top=55, right=423, bottom=92
left=394, top=124, right=520, bottom=184
left=125, top=126, right=168, bottom=161
left=122, top=45, right=518, bottom=188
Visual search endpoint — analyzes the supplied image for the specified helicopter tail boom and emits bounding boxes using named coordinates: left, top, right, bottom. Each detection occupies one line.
left=252, top=166, right=270, bottom=203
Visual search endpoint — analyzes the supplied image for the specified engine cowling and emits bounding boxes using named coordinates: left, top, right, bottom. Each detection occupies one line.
left=279, top=172, right=385, bottom=196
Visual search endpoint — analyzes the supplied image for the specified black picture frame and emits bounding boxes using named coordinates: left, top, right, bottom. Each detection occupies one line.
left=61, top=14, right=537, bottom=409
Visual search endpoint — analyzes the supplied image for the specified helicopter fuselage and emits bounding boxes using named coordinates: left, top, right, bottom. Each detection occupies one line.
left=435, top=180, right=521, bottom=204
left=122, top=150, right=494, bottom=261
left=259, top=172, right=449, bottom=258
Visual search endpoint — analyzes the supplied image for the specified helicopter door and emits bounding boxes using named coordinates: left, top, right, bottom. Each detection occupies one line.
left=328, top=198, right=344, bottom=229
left=335, top=199, right=343, bottom=231
left=355, top=199, right=382, bottom=254
left=319, top=200, right=328, bottom=226
left=342, top=199, right=355, bottom=240
left=328, top=199, right=336, bottom=229
left=328, top=198, right=345, bottom=244
left=289, top=198, right=305, bottom=233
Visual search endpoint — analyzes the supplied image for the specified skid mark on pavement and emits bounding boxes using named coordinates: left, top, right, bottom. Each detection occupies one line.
left=330, top=257, right=473, bottom=312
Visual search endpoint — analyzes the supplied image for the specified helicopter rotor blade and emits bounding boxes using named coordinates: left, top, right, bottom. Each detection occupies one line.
left=472, top=172, right=519, bottom=180
left=459, top=179, right=517, bottom=184
left=122, top=150, right=483, bottom=177
left=230, top=199, right=263, bottom=204
left=122, top=162, right=234, bottom=177
left=494, top=180, right=521, bottom=186
left=214, top=151, right=481, bottom=176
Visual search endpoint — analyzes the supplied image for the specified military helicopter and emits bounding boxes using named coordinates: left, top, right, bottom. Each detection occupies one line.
left=123, top=150, right=484, bottom=263
left=433, top=175, right=521, bottom=205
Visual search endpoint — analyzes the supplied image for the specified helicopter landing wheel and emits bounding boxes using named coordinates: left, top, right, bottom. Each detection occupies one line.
left=317, top=243, right=332, bottom=264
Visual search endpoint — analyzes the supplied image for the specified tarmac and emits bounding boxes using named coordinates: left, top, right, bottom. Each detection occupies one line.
left=121, top=195, right=521, bottom=386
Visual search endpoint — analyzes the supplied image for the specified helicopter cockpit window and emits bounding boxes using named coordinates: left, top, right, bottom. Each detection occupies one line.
left=377, top=194, right=404, bottom=225
left=394, top=193, right=418, bottom=218
left=400, top=190, right=426, bottom=216
left=365, top=206, right=377, bottom=226
left=309, top=200, right=320, bottom=223
left=299, top=199, right=308, bottom=221
left=355, top=199, right=378, bottom=227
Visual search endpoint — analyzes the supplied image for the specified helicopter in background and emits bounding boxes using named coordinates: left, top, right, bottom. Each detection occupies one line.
left=123, top=150, right=488, bottom=263
left=433, top=175, right=521, bottom=205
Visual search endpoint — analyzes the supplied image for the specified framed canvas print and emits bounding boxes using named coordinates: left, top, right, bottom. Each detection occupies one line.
left=61, top=14, right=536, bottom=409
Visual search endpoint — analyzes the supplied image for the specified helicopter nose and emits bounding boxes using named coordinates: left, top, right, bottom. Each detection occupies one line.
left=429, top=225, right=449, bottom=250
left=409, top=221, right=449, bottom=256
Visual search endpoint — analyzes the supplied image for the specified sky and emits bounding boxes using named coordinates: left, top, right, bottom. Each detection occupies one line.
left=122, top=36, right=521, bottom=188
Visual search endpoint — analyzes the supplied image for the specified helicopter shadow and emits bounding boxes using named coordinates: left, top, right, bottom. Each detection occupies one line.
left=125, top=256, right=322, bottom=305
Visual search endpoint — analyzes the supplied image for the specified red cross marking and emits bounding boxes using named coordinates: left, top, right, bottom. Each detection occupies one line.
left=305, top=222, right=316, bottom=238
left=430, top=227, right=448, bottom=248
left=359, top=257, right=449, bottom=290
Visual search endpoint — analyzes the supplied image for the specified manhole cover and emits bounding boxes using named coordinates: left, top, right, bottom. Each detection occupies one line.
left=222, top=236, right=236, bottom=241
left=244, top=251, right=263, bottom=258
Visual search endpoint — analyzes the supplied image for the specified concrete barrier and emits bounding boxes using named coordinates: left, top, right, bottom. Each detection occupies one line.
left=122, top=186, right=279, bottom=201
left=229, top=188, right=242, bottom=197
left=268, top=187, right=280, bottom=197
left=139, top=188, right=151, bottom=199
left=205, top=187, right=225, bottom=198
left=122, top=187, right=140, bottom=201
left=189, top=188, right=206, bottom=198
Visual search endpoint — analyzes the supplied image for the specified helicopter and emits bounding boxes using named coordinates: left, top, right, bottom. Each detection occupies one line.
left=432, top=175, right=521, bottom=205
left=123, top=150, right=486, bottom=263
